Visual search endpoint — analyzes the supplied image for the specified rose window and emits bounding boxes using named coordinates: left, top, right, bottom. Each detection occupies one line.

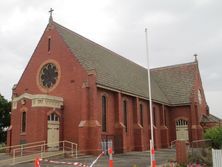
left=40, top=63, right=58, bottom=88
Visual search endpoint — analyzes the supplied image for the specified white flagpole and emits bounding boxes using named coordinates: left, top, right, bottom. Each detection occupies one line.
left=145, top=28, right=155, bottom=167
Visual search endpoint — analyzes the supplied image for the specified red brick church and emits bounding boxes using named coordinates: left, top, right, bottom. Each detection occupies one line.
left=7, top=14, right=214, bottom=154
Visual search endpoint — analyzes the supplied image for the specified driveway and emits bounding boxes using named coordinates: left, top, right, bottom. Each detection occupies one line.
left=2, top=149, right=176, bottom=167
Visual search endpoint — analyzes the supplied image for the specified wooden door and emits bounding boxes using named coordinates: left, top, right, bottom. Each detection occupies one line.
left=47, top=113, right=60, bottom=150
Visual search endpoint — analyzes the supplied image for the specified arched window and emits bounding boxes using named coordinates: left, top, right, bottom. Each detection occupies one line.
left=176, top=119, right=188, bottom=140
left=102, top=96, right=107, bottom=132
left=21, top=112, right=26, bottom=133
left=176, top=119, right=188, bottom=126
left=140, top=104, right=143, bottom=127
left=48, top=37, right=51, bottom=52
left=48, top=113, right=59, bottom=121
left=153, top=107, right=156, bottom=126
left=123, top=100, right=127, bottom=132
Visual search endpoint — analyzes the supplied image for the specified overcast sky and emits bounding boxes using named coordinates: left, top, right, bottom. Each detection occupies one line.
left=0, top=0, right=221, bottom=118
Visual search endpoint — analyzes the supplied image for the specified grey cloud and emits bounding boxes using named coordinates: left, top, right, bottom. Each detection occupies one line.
left=0, top=0, right=221, bottom=117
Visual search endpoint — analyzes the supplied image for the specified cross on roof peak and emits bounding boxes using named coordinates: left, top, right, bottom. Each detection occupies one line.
left=194, top=54, right=198, bottom=62
left=49, top=8, right=54, bottom=22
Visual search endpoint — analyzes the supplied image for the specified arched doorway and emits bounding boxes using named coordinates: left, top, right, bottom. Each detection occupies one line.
left=176, top=119, right=189, bottom=140
left=47, top=112, right=60, bottom=150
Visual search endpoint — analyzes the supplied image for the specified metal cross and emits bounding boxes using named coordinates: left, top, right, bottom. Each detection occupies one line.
left=194, top=54, right=198, bottom=62
left=49, top=8, right=54, bottom=18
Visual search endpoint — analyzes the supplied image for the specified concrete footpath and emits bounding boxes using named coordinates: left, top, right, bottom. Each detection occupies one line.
left=2, top=149, right=176, bottom=167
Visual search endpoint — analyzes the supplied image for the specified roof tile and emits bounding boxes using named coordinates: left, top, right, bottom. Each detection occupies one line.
left=53, top=21, right=196, bottom=105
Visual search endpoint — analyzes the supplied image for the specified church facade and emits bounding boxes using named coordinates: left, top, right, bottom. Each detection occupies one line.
left=7, top=17, right=210, bottom=154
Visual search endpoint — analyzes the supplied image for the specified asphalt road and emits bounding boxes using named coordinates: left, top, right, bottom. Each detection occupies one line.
left=6, top=149, right=175, bottom=167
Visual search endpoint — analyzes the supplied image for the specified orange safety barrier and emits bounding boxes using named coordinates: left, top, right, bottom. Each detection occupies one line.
left=34, top=156, right=89, bottom=167
left=34, top=157, right=41, bottom=167
left=108, top=147, right=113, bottom=167
left=151, top=147, right=156, bottom=167
left=34, top=151, right=104, bottom=167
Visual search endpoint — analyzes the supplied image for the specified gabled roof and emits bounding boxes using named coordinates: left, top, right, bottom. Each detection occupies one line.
left=201, top=114, right=222, bottom=123
left=151, top=62, right=197, bottom=105
left=53, top=21, right=197, bottom=105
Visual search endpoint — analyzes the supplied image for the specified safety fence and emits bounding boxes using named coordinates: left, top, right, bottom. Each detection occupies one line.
left=35, top=151, right=105, bottom=167
left=212, top=149, right=222, bottom=167
left=101, top=139, right=113, bottom=155
left=101, top=139, right=114, bottom=167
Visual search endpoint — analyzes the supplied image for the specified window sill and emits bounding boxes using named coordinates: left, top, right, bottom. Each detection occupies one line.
left=20, top=132, right=26, bottom=136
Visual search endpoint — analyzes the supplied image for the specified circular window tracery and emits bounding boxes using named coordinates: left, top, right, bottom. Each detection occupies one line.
left=40, top=63, right=58, bottom=88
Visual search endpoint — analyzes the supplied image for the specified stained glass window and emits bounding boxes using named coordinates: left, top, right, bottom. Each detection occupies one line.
left=40, top=63, right=58, bottom=88
left=123, top=100, right=127, bottom=132
left=21, top=112, right=26, bottom=133
left=140, top=104, right=143, bottom=127
left=102, top=96, right=107, bottom=132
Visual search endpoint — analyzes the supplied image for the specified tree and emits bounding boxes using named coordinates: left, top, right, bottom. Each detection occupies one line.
left=204, top=127, right=222, bottom=149
left=0, top=94, right=11, bottom=143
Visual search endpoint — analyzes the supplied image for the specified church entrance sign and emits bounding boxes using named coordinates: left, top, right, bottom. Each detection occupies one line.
left=12, top=93, right=63, bottom=109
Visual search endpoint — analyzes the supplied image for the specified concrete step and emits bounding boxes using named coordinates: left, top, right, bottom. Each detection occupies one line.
left=0, top=153, right=10, bottom=161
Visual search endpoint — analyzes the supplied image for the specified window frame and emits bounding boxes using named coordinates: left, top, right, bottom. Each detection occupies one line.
left=101, top=95, right=107, bottom=132
left=21, top=111, right=27, bottom=133
left=140, top=103, right=143, bottom=127
left=123, top=100, right=128, bottom=132
left=48, top=37, right=51, bottom=52
left=153, top=107, right=156, bottom=126
left=48, top=113, right=59, bottom=122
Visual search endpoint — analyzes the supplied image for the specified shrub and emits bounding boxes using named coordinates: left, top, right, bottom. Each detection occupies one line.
left=204, top=127, right=222, bottom=149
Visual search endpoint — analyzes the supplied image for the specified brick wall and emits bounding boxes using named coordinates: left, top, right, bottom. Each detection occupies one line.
left=8, top=22, right=208, bottom=154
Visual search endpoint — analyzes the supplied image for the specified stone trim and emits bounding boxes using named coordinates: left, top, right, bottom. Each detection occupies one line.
left=36, top=59, right=61, bottom=93
left=12, top=93, right=63, bottom=109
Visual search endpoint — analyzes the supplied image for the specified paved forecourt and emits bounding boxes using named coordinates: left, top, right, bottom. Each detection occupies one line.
left=2, top=149, right=175, bottom=167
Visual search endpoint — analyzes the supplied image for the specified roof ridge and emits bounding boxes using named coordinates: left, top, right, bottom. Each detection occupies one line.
left=209, top=114, right=222, bottom=120
left=151, top=61, right=197, bottom=71
left=53, top=21, right=146, bottom=70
